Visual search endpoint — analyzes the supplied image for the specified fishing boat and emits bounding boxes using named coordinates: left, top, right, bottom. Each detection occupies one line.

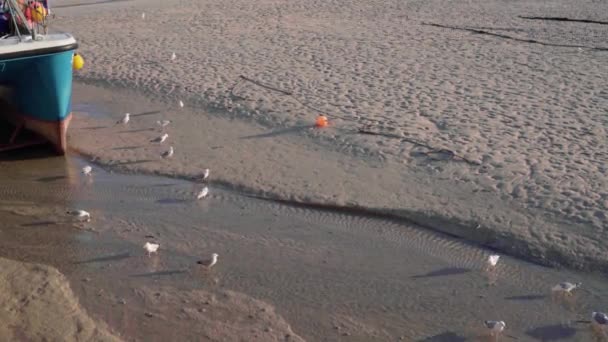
left=0, top=0, right=79, bottom=154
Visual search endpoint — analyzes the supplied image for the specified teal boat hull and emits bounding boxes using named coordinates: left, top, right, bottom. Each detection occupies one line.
left=0, top=34, right=77, bottom=154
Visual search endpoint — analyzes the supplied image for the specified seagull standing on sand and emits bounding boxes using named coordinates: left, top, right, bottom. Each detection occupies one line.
left=484, top=254, right=500, bottom=272
left=552, top=282, right=582, bottom=296
left=593, top=312, right=608, bottom=326
left=156, top=120, right=171, bottom=128
left=179, top=100, right=184, bottom=108
left=171, top=52, right=176, bottom=61
left=143, top=242, right=159, bottom=257
left=197, top=253, right=219, bottom=269
left=161, top=146, right=174, bottom=159
left=117, top=113, right=130, bottom=125
left=82, top=165, right=92, bottom=176
left=484, top=320, right=506, bottom=337
left=141, top=12, right=145, bottom=19
left=201, top=168, right=210, bottom=182
left=151, top=133, right=169, bottom=144
left=591, top=311, right=608, bottom=327
left=67, top=210, right=91, bottom=222
left=592, top=312, right=608, bottom=337
left=196, top=186, right=209, bottom=199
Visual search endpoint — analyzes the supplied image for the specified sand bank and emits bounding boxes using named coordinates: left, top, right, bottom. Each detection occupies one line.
left=69, top=80, right=607, bottom=274
left=0, top=256, right=120, bottom=341
left=51, top=0, right=608, bottom=271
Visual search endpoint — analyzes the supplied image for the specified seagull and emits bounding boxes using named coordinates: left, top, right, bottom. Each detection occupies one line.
left=201, top=168, right=210, bottom=181
left=116, top=113, right=130, bottom=125
left=171, top=52, right=176, bottom=61
left=197, top=253, right=219, bottom=269
left=484, top=320, right=506, bottom=336
left=143, top=242, right=159, bottom=257
left=161, top=146, right=174, bottom=159
left=196, top=186, right=209, bottom=199
left=156, top=120, right=171, bottom=128
left=141, top=12, right=145, bottom=19
left=151, top=133, right=169, bottom=144
left=593, top=312, right=608, bottom=325
left=67, top=210, right=91, bottom=222
left=179, top=100, right=184, bottom=108
left=82, top=165, right=92, bottom=176
left=487, top=254, right=500, bottom=268
left=552, top=282, right=582, bottom=296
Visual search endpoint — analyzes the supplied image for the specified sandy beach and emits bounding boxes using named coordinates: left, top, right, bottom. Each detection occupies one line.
left=0, top=0, right=607, bottom=340
left=52, top=0, right=608, bottom=271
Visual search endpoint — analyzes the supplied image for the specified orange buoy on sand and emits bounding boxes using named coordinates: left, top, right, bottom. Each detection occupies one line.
left=315, top=115, right=328, bottom=128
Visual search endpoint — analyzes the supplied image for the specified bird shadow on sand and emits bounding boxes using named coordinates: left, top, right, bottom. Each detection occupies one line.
left=80, top=126, right=107, bottom=130
left=36, top=175, right=66, bottom=182
left=418, top=332, right=467, bottom=341
left=112, top=145, right=144, bottom=151
left=112, top=159, right=155, bottom=166
left=240, top=125, right=312, bottom=139
left=149, top=183, right=179, bottom=188
left=54, top=0, right=131, bottom=8
left=130, top=269, right=188, bottom=278
left=74, top=252, right=132, bottom=264
left=21, top=220, right=57, bottom=227
left=504, top=294, right=547, bottom=301
left=156, top=198, right=189, bottom=205
left=412, top=267, right=471, bottom=279
left=526, top=324, right=578, bottom=340
left=131, top=110, right=162, bottom=117
left=118, top=128, right=156, bottom=133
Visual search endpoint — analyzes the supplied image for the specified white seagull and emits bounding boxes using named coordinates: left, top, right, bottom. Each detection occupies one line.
left=143, top=242, right=159, bottom=257
left=487, top=254, right=500, bottom=268
left=593, top=312, right=608, bottom=325
left=161, top=146, right=174, bottom=159
left=484, top=320, right=506, bottom=336
left=141, top=12, right=145, bottom=19
left=196, top=186, right=209, bottom=199
left=197, top=253, right=219, bottom=269
left=156, top=120, right=171, bottom=128
left=552, top=282, right=581, bottom=296
left=171, top=52, right=176, bottom=61
left=179, top=100, right=184, bottom=108
left=201, top=168, right=210, bottom=181
left=117, top=113, right=130, bottom=125
left=151, top=133, right=169, bottom=144
left=82, top=165, right=92, bottom=176
left=67, top=210, right=91, bottom=222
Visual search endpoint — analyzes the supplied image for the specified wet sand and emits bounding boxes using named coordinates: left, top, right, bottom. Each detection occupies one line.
left=1, top=151, right=608, bottom=341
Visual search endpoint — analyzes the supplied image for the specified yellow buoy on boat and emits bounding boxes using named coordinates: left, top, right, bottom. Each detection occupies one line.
left=73, top=53, right=84, bottom=71
left=30, top=2, right=47, bottom=23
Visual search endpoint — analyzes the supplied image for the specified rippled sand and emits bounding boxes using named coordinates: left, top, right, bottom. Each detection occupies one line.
left=1, top=154, right=608, bottom=340
left=53, top=0, right=608, bottom=271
